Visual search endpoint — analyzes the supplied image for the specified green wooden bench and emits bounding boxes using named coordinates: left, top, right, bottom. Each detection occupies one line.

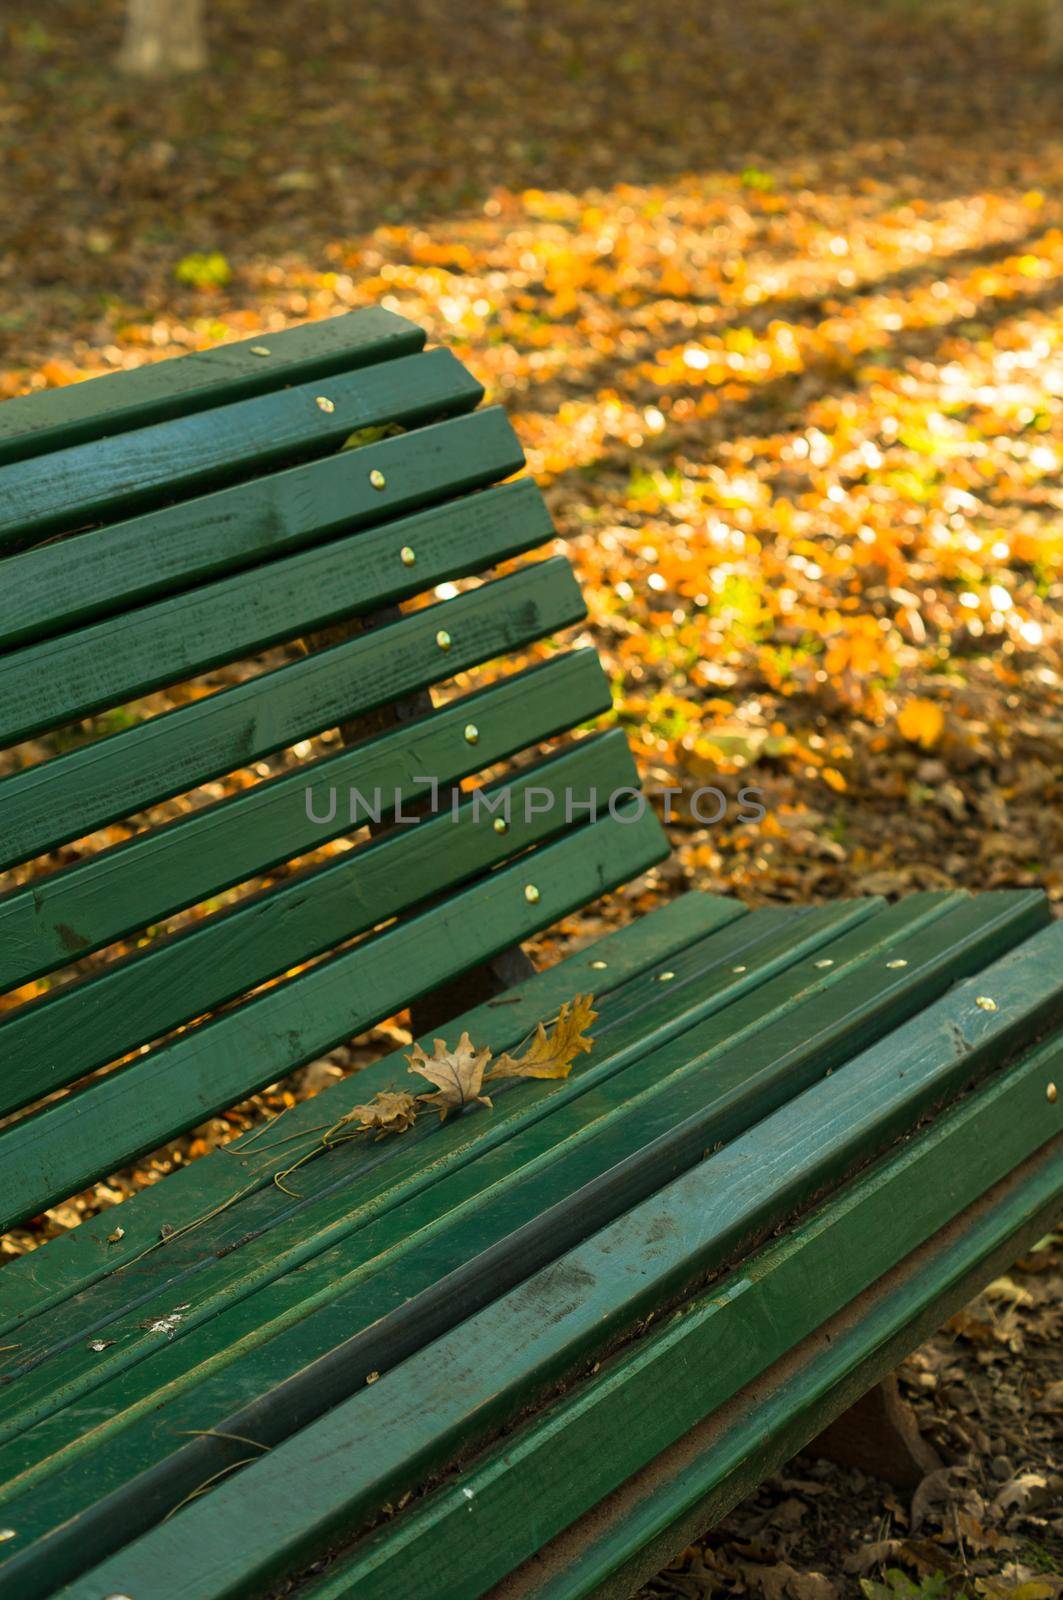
left=0, top=309, right=1059, bottom=1600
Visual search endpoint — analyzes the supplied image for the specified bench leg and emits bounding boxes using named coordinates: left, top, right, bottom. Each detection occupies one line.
left=302, top=607, right=536, bottom=1039
left=804, top=1371, right=941, bottom=1488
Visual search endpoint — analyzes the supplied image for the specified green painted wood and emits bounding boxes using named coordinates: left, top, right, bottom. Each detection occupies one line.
left=0, top=309, right=424, bottom=468
left=0, top=736, right=638, bottom=1116
left=303, top=1058, right=1063, bottom=1600
left=1, top=893, right=1040, bottom=1547
left=0, top=893, right=1028, bottom=1457
left=0, top=406, right=526, bottom=652
left=0, top=347, right=479, bottom=556
left=0, top=893, right=746, bottom=1337
left=498, top=1144, right=1063, bottom=1600
left=0, top=902, right=864, bottom=1453
left=10, top=1113, right=1062, bottom=1600
left=0, top=803, right=668, bottom=1232
left=0, top=556, right=584, bottom=871
left=0, top=475, right=554, bottom=746
left=0, top=651, right=608, bottom=994
left=44, top=927, right=1063, bottom=1600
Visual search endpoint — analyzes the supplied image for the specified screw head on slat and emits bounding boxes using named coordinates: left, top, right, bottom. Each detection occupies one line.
left=1047, top=1082, right=1058, bottom=1103
left=316, top=396, right=335, bottom=413
left=400, top=546, right=416, bottom=566
left=732, top=965, right=747, bottom=973
left=250, top=345, right=271, bottom=356
left=493, top=818, right=508, bottom=834
left=436, top=630, right=452, bottom=651
left=976, top=996, right=997, bottom=1012
left=591, top=959, right=608, bottom=969
left=814, top=958, right=834, bottom=969
left=886, top=959, right=908, bottom=969
left=464, top=724, right=479, bottom=745
left=0, top=1530, right=15, bottom=1542
left=369, top=468, right=386, bottom=489
left=524, top=884, right=540, bottom=904
left=658, top=970, right=676, bottom=982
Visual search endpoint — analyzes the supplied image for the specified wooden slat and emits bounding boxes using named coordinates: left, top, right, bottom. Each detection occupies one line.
left=0, top=803, right=669, bottom=1231
left=0, top=474, right=554, bottom=747
left=0, top=651, right=609, bottom=993
left=0, top=556, right=585, bottom=871
left=0, top=893, right=747, bottom=1335
left=0, top=309, right=424, bottom=468
left=42, top=926, right=1063, bottom=1600
left=0, top=347, right=480, bottom=556
left=0, top=735, right=639, bottom=1116
left=2, top=894, right=1031, bottom=1518
left=305, top=1065, right=1063, bottom=1600
left=0, top=406, right=527, bottom=652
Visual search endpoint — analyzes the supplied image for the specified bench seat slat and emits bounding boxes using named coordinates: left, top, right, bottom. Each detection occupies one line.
left=0, top=309, right=423, bottom=468
left=0, top=346, right=480, bottom=555
left=0, top=407, right=527, bottom=652
left=0, top=556, right=585, bottom=871
left=0, top=735, right=639, bottom=1115
left=2, top=893, right=1034, bottom=1504
left=43, top=923, right=1063, bottom=1600
left=0, top=474, right=552, bottom=747
left=0, top=652, right=609, bottom=993
left=0, top=804, right=669, bottom=1231
left=305, top=1057, right=1063, bottom=1600
left=0, top=893, right=747, bottom=1336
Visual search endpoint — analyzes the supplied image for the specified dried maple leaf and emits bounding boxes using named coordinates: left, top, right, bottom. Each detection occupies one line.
left=338, top=1091, right=419, bottom=1139
left=487, top=995, right=597, bottom=1082
left=407, top=1033, right=493, bottom=1120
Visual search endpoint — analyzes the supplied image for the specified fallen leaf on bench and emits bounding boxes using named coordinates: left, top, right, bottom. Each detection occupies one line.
left=407, top=1032, right=493, bottom=1120
left=339, top=1091, right=419, bottom=1138
left=488, top=995, right=598, bottom=1081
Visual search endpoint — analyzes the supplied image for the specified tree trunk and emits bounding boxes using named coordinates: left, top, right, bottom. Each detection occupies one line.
left=117, top=0, right=206, bottom=76
left=1049, top=0, right=1063, bottom=66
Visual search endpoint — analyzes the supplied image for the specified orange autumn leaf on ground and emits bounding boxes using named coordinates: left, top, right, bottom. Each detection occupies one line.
left=897, top=699, right=946, bottom=750
left=487, top=995, right=599, bottom=1082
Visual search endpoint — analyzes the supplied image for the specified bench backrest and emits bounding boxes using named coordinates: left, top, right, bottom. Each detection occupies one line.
left=0, top=310, right=667, bottom=1234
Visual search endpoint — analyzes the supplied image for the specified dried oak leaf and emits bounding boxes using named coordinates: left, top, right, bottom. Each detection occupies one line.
left=340, top=1091, right=419, bottom=1138
left=407, top=1033, right=493, bottom=1120
left=976, top=1581, right=1058, bottom=1600
left=488, top=994, right=597, bottom=1082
